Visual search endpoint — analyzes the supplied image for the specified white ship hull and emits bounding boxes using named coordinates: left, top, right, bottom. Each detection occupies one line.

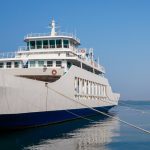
left=0, top=66, right=119, bottom=129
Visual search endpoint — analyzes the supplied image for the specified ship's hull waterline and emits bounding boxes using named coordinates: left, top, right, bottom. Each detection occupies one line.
left=0, top=106, right=114, bottom=130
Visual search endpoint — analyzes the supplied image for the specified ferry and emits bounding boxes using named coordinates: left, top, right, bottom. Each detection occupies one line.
left=0, top=19, right=120, bottom=129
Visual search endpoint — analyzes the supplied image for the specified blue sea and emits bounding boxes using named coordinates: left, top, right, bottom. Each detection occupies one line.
left=0, top=100, right=150, bottom=150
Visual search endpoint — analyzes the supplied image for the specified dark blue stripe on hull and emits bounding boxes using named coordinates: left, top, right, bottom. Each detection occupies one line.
left=0, top=106, right=115, bottom=130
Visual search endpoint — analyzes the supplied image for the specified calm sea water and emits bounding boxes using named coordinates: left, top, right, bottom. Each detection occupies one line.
left=0, top=100, right=150, bottom=150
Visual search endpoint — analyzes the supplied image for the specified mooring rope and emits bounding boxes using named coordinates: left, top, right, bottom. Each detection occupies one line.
left=46, top=84, right=150, bottom=135
left=99, top=96, right=150, bottom=115
left=105, top=92, right=150, bottom=115
left=65, top=109, right=95, bottom=122
left=118, top=101, right=150, bottom=114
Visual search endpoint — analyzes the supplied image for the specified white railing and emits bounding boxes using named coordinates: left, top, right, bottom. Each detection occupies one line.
left=0, top=52, right=17, bottom=59
left=18, top=46, right=28, bottom=51
left=25, top=32, right=80, bottom=43
left=76, top=55, right=105, bottom=73
left=25, top=33, right=50, bottom=38
left=58, top=32, right=80, bottom=42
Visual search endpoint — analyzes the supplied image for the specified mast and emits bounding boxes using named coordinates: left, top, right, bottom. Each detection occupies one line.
left=50, top=19, right=56, bottom=36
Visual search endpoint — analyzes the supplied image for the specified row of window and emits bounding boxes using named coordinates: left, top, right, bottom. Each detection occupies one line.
left=27, top=39, right=69, bottom=50
left=0, top=62, right=18, bottom=68
left=29, top=60, right=61, bottom=67
left=0, top=61, right=62, bottom=68
left=74, top=77, right=106, bottom=96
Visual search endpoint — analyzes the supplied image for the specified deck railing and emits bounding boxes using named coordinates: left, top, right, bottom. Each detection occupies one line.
left=0, top=52, right=17, bottom=59
left=18, top=46, right=28, bottom=51
left=25, top=32, right=80, bottom=43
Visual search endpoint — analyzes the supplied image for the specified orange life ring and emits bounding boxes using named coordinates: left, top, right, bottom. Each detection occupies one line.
left=52, top=69, right=57, bottom=75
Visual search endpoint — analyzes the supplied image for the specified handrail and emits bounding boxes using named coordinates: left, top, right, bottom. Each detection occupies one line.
left=25, top=32, right=80, bottom=43
left=0, top=52, right=17, bottom=59
left=18, top=46, right=28, bottom=51
left=76, top=56, right=105, bottom=73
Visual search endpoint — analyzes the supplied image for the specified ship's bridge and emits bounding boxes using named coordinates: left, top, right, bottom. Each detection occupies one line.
left=23, top=19, right=80, bottom=51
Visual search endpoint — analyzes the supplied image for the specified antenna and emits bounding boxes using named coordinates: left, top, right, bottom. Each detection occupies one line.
left=57, top=21, right=61, bottom=34
left=98, top=57, right=100, bottom=67
left=48, top=18, right=60, bottom=36
left=74, top=28, right=77, bottom=37
left=50, top=19, right=56, bottom=36
left=89, top=48, right=94, bottom=61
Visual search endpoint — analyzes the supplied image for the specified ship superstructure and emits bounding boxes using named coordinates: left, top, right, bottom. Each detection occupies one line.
left=0, top=20, right=104, bottom=82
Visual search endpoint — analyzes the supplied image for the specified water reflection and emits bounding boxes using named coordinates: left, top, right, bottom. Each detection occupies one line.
left=0, top=113, right=119, bottom=150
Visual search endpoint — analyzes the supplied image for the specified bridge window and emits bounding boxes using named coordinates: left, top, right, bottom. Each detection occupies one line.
left=63, top=40, right=69, bottom=48
left=50, top=40, right=55, bottom=48
left=38, top=61, right=44, bottom=67
left=6, top=62, right=11, bottom=68
left=47, top=61, right=53, bottom=67
left=14, top=62, right=19, bottom=68
left=56, top=39, right=62, bottom=48
left=36, top=41, right=42, bottom=49
left=43, top=40, right=48, bottom=49
left=30, top=61, right=36, bottom=67
left=30, top=41, right=35, bottom=49
left=0, top=62, right=4, bottom=68
left=27, top=42, right=30, bottom=50
left=56, top=61, right=62, bottom=67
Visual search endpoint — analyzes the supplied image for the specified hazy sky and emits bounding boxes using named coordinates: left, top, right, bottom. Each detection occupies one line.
left=0, top=0, right=150, bottom=100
